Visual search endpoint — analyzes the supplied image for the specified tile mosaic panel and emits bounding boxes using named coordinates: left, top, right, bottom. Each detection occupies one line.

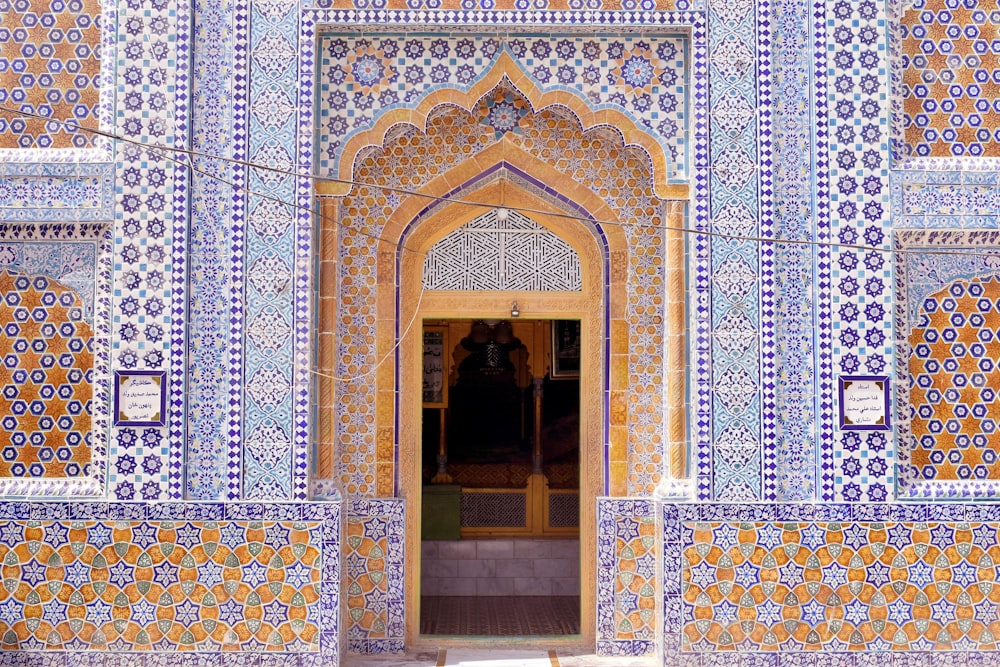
left=0, top=519, right=320, bottom=651
left=767, top=0, right=818, bottom=502
left=0, top=223, right=110, bottom=498
left=891, top=170, right=1000, bottom=229
left=108, top=0, right=190, bottom=501
left=812, top=0, right=836, bottom=505
left=909, top=275, right=1000, bottom=482
left=345, top=498, right=404, bottom=654
left=597, top=499, right=656, bottom=657
left=0, top=270, right=93, bottom=479
left=312, top=0, right=698, bottom=9
left=624, top=211, right=667, bottom=496
left=422, top=208, right=583, bottom=292
left=0, top=0, right=102, bottom=150
left=328, top=80, right=671, bottom=497
left=703, top=0, right=762, bottom=501
left=895, top=230, right=1000, bottom=499
left=303, top=10, right=709, bottom=505
left=682, top=519, right=1000, bottom=653
left=0, top=501, right=340, bottom=665
left=317, top=32, right=689, bottom=183
left=184, top=0, right=241, bottom=501
left=826, top=0, right=894, bottom=503
left=661, top=503, right=683, bottom=664
left=0, top=163, right=114, bottom=222
left=900, top=0, right=1000, bottom=159
left=241, top=0, right=302, bottom=501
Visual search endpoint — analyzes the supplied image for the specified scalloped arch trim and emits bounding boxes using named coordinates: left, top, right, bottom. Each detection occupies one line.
left=326, top=50, right=676, bottom=199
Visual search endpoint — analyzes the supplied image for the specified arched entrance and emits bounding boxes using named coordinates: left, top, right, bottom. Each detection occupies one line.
left=390, top=172, right=611, bottom=645
left=316, top=61, right=689, bottom=649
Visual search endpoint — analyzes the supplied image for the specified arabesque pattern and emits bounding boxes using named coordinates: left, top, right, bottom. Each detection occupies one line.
left=318, top=33, right=688, bottom=181
left=423, top=208, right=583, bottom=292
left=598, top=500, right=657, bottom=656
left=335, top=81, right=669, bottom=497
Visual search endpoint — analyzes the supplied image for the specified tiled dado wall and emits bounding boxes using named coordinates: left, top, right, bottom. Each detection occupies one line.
left=670, top=503, right=1000, bottom=664
left=0, top=501, right=340, bottom=665
left=344, top=499, right=404, bottom=655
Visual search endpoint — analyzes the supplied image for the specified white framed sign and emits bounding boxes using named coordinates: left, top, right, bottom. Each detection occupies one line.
left=839, top=375, right=890, bottom=431
left=114, top=371, right=166, bottom=426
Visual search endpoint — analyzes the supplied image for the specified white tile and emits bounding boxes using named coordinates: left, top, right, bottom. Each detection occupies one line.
left=494, top=557, right=535, bottom=578
left=513, top=576, right=552, bottom=596
left=476, top=539, right=514, bottom=559
left=457, top=558, right=495, bottom=578
left=476, top=577, right=514, bottom=596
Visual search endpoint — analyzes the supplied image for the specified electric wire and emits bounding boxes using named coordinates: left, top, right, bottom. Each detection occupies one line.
left=1, top=104, right=996, bottom=386
left=2, top=105, right=995, bottom=260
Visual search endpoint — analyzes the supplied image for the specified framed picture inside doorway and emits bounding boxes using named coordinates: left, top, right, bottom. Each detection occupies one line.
left=422, top=325, right=448, bottom=407
left=551, top=320, right=581, bottom=379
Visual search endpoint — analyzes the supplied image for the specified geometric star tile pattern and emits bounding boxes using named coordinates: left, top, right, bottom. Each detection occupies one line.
left=0, top=0, right=102, bottom=149
left=0, top=270, right=93, bottom=478
left=0, top=521, right=320, bottom=652
left=910, top=275, right=1000, bottom=481
left=314, top=0, right=687, bottom=8
left=597, top=502, right=657, bottom=653
left=684, top=521, right=1000, bottom=652
left=345, top=500, right=404, bottom=653
left=901, top=0, right=1000, bottom=157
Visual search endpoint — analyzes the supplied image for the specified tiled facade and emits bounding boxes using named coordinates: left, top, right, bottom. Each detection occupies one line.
left=0, top=0, right=104, bottom=150
left=900, top=0, right=1000, bottom=158
left=1, top=0, right=1000, bottom=665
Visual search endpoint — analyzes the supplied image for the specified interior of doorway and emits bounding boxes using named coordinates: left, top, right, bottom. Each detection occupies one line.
left=419, top=318, right=581, bottom=637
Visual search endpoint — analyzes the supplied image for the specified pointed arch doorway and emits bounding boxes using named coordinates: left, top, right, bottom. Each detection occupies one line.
left=390, top=174, right=613, bottom=647
left=316, top=61, right=688, bottom=649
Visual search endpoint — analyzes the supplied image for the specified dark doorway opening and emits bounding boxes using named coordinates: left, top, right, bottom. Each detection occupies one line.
left=419, top=318, right=581, bottom=637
